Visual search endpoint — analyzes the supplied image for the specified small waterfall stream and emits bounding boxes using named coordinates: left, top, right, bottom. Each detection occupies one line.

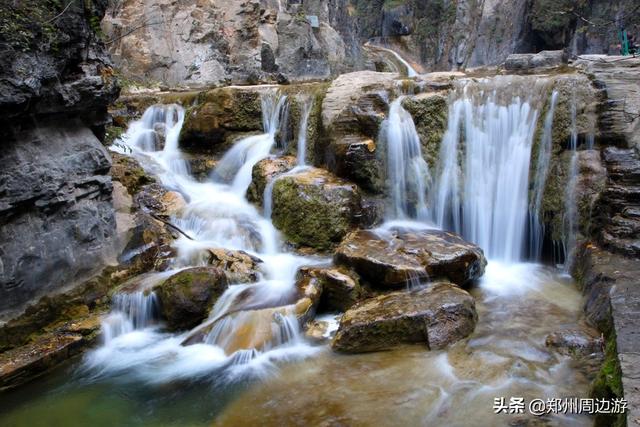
left=383, top=98, right=431, bottom=221
left=430, top=78, right=546, bottom=262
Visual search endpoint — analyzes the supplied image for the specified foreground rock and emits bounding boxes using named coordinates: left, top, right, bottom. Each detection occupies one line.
left=335, top=228, right=486, bottom=288
left=332, top=282, right=477, bottom=353
left=0, top=311, right=102, bottom=391
left=155, top=267, right=228, bottom=331
left=271, top=168, right=362, bottom=250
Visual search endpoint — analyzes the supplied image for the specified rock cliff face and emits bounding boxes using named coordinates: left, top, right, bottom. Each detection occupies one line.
left=0, top=1, right=119, bottom=319
left=102, top=0, right=363, bottom=86
left=103, top=0, right=640, bottom=85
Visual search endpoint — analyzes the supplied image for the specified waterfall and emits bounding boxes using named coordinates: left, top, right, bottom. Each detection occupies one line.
left=101, top=292, right=159, bottom=343
left=97, top=89, right=322, bottom=380
left=213, top=91, right=288, bottom=195
left=296, top=96, right=313, bottom=167
left=430, top=78, right=543, bottom=262
left=529, top=91, right=559, bottom=259
left=563, top=96, right=579, bottom=270
left=384, top=98, right=431, bottom=221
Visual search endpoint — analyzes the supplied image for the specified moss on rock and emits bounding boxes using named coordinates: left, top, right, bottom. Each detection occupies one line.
left=155, top=267, right=228, bottom=331
left=271, top=168, right=362, bottom=250
left=402, top=93, right=448, bottom=169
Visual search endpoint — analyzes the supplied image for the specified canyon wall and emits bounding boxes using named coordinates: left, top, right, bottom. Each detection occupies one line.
left=0, top=0, right=120, bottom=319
left=103, top=0, right=640, bottom=84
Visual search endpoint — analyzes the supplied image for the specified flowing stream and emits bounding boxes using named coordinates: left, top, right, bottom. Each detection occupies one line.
left=0, top=78, right=596, bottom=426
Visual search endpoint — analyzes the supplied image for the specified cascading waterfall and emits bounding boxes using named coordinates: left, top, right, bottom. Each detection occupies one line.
left=296, top=96, right=313, bottom=167
left=262, top=96, right=314, bottom=219
left=97, top=90, right=321, bottom=382
left=430, top=78, right=545, bottom=262
left=383, top=97, right=431, bottom=221
left=529, top=91, right=559, bottom=259
left=212, top=91, right=288, bottom=195
left=101, top=292, right=160, bottom=343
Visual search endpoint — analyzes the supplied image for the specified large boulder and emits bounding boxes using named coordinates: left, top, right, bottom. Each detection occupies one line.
left=332, top=282, right=477, bottom=353
left=247, top=156, right=297, bottom=206
left=155, top=267, right=228, bottom=331
left=271, top=168, right=362, bottom=250
left=180, top=87, right=264, bottom=153
left=334, top=228, right=486, bottom=288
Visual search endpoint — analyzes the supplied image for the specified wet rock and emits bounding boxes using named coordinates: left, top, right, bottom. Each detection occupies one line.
left=0, top=333, right=84, bottom=391
left=134, top=183, right=187, bottom=220
left=247, top=156, right=297, bottom=206
left=332, top=282, right=477, bottom=353
left=331, top=136, right=385, bottom=194
left=155, top=267, right=228, bottom=331
left=206, top=249, right=263, bottom=284
left=334, top=228, right=486, bottom=288
left=271, top=168, right=362, bottom=250
left=180, top=87, right=263, bottom=153
left=545, top=328, right=603, bottom=358
left=297, top=266, right=365, bottom=312
left=304, top=320, right=330, bottom=344
left=184, top=155, right=218, bottom=182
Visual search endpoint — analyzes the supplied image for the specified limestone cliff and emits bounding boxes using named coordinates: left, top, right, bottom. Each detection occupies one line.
left=0, top=0, right=120, bottom=319
left=102, top=0, right=363, bottom=86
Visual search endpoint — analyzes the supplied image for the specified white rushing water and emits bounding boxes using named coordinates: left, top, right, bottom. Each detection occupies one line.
left=430, top=78, right=547, bottom=262
left=296, top=95, right=313, bottom=167
left=383, top=98, right=431, bottom=221
left=96, top=91, right=323, bottom=383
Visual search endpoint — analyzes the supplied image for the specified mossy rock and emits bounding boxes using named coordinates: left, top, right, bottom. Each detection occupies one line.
left=180, top=87, right=263, bottom=152
left=402, top=93, right=448, bottom=170
left=110, top=153, right=156, bottom=196
left=155, top=267, right=228, bottom=331
left=591, top=333, right=626, bottom=427
left=271, top=168, right=362, bottom=250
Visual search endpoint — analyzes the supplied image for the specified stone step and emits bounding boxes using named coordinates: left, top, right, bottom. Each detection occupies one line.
left=603, top=185, right=640, bottom=206
left=605, top=215, right=640, bottom=238
left=601, top=230, right=640, bottom=257
left=602, top=147, right=640, bottom=183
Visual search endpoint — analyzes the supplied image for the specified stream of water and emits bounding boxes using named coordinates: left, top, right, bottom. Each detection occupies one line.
left=0, top=78, right=597, bottom=426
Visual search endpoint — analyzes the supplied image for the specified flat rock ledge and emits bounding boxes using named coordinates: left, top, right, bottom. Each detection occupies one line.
left=334, top=228, right=486, bottom=288
left=332, top=282, right=477, bottom=353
